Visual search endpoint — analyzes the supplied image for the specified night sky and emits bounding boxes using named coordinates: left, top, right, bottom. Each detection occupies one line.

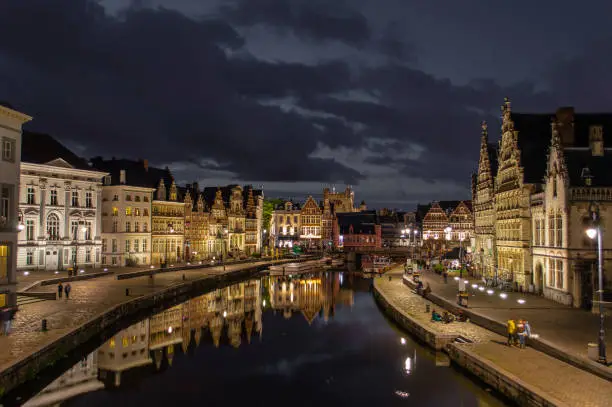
left=1, top=0, right=611, bottom=208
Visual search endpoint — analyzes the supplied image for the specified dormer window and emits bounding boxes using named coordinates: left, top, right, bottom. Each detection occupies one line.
left=552, top=178, right=557, bottom=198
left=581, top=167, right=593, bottom=186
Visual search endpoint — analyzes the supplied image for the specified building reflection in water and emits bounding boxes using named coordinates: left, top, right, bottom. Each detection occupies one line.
left=24, top=272, right=356, bottom=406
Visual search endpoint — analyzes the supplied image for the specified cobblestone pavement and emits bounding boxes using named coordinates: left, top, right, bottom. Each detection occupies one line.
left=377, top=270, right=612, bottom=407
left=412, top=269, right=612, bottom=359
left=1, top=259, right=292, bottom=371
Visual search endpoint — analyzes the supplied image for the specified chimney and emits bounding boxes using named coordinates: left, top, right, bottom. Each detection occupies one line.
left=119, top=170, right=126, bottom=185
left=143, top=159, right=149, bottom=172
left=589, top=125, right=604, bottom=156
left=555, top=107, right=575, bottom=146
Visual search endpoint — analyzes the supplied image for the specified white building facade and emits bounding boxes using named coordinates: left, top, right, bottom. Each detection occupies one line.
left=0, top=105, right=31, bottom=308
left=100, top=172, right=154, bottom=267
left=17, top=161, right=107, bottom=271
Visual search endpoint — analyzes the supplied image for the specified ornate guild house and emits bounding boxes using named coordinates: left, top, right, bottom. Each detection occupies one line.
left=473, top=98, right=612, bottom=308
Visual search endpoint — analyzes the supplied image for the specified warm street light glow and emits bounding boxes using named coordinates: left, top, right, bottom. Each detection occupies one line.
left=223, top=311, right=227, bottom=318
left=23, top=271, right=29, bottom=276
left=463, top=280, right=469, bottom=284
left=17, top=223, right=24, bottom=231
left=478, top=286, right=485, bottom=292
left=400, top=337, right=407, bottom=345
left=167, top=326, right=173, bottom=334
left=499, top=293, right=508, bottom=299
left=444, top=227, right=452, bottom=233
left=517, top=299, right=526, bottom=304
left=487, top=289, right=494, bottom=295
left=454, top=276, right=460, bottom=281
left=586, top=228, right=598, bottom=239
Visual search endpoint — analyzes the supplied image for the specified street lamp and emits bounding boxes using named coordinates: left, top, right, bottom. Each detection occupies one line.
left=585, top=204, right=607, bottom=364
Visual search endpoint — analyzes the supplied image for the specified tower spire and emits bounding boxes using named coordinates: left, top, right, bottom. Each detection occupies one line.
left=481, top=120, right=488, bottom=144
left=551, top=117, right=561, bottom=149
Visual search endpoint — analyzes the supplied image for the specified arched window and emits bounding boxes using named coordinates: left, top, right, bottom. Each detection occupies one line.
left=47, top=214, right=60, bottom=241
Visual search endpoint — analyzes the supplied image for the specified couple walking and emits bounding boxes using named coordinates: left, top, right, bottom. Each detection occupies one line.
left=507, top=318, right=532, bottom=348
left=57, top=282, right=72, bottom=299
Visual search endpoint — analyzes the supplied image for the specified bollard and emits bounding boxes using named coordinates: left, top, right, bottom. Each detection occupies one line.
left=125, top=288, right=130, bottom=296
left=42, top=319, right=48, bottom=332
left=182, top=274, right=186, bottom=281
left=388, top=275, right=392, bottom=281
left=426, top=304, right=430, bottom=313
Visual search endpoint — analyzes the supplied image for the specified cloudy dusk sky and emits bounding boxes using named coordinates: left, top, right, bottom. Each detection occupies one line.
left=2, top=0, right=611, bottom=208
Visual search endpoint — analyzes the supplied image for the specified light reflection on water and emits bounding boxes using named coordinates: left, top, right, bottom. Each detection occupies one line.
left=19, top=272, right=504, bottom=407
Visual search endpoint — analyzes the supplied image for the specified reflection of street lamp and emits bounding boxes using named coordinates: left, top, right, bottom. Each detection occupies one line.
left=164, top=223, right=174, bottom=268
left=586, top=204, right=607, bottom=365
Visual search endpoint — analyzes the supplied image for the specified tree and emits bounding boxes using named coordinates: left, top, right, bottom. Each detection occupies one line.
left=262, top=198, right=284, bottom=234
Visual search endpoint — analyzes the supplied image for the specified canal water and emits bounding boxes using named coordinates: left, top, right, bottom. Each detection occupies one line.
left=11, top=272, right=505, bottom=407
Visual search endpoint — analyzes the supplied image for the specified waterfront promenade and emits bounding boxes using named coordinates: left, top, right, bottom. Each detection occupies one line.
left=375, top=270, right=612, bottom=407
left=0, top=258, right=300, bottom=376
left=410, top=269, right=612, bottom=362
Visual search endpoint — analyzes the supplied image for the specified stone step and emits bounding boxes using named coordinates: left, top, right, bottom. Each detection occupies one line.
left=17, top=295, right=48, bottom=306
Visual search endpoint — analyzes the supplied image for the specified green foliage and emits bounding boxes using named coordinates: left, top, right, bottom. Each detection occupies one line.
left=263, top=198, right=284, bottom=232
left=433, top=263, right=445, bottom=273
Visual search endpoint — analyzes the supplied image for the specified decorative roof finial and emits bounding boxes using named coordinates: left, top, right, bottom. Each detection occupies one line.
left=503, top=97, right=511, bottom=112
left=551, top=117, right=561, bottom=148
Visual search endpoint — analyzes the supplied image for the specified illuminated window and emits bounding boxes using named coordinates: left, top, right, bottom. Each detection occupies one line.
left=122, top=337, right=129, bottom=347
left=109, top=338, right=116, bottom=348
left=125, top=207, right=132, bottom=216
left=135, top=208, right=140, bottom=216
left=50, top=190, right=58, bottom=205
left=132, top=335, right=137, bottom=344
left=0, top=245, right=9, bottom=279
left=112, top=207, right=118, bottom=216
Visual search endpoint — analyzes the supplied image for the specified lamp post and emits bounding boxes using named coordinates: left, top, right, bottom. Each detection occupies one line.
left=480, top=248, right=485, bottom=281
left=586, top=204, right=607, bottom=364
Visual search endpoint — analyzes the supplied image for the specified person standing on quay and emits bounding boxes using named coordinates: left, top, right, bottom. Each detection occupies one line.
left=64, top=283, right=72, bottom=299
left=507, top=319, right=517, bottom=346
left=57, top=282, right=63, bottom=299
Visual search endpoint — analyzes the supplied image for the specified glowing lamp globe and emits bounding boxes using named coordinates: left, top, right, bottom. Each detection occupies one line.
left=586, top=228, right=598, bottom=240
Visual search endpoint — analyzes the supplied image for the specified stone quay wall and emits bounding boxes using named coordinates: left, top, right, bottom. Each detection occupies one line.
left=374, top=275, right=569, bottom=407
left=402, top=276, right=612, bottom=382
left=0, top=258, right=315, bottom=395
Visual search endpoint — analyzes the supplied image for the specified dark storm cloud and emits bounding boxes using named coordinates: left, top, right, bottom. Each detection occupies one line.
left=229, top=58, right=352, bottom=99
left=221, top=0, right=371, bottom=46
left=0, top=0, right=599, bottom=199
left=0, top=0, right=362, bottom=183
left=546, top=37, right=612, bottom=110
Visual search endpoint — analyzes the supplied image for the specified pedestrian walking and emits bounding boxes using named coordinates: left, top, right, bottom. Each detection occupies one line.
left=64, top=283, right=72, bottom=299
left=517, top=319, right=526, bottom=348
left=57, top=282, right=63, bottom=299
left=506, top=319, right=517, bottom=346
left=443, top=271, right=448, bottom=284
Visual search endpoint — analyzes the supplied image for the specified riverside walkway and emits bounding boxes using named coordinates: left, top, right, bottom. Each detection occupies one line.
left=0, top=258, right=301, bottom=374
left=410, top=268, right=612, bottom=362
left=375, top=270, right=612, bottom=407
